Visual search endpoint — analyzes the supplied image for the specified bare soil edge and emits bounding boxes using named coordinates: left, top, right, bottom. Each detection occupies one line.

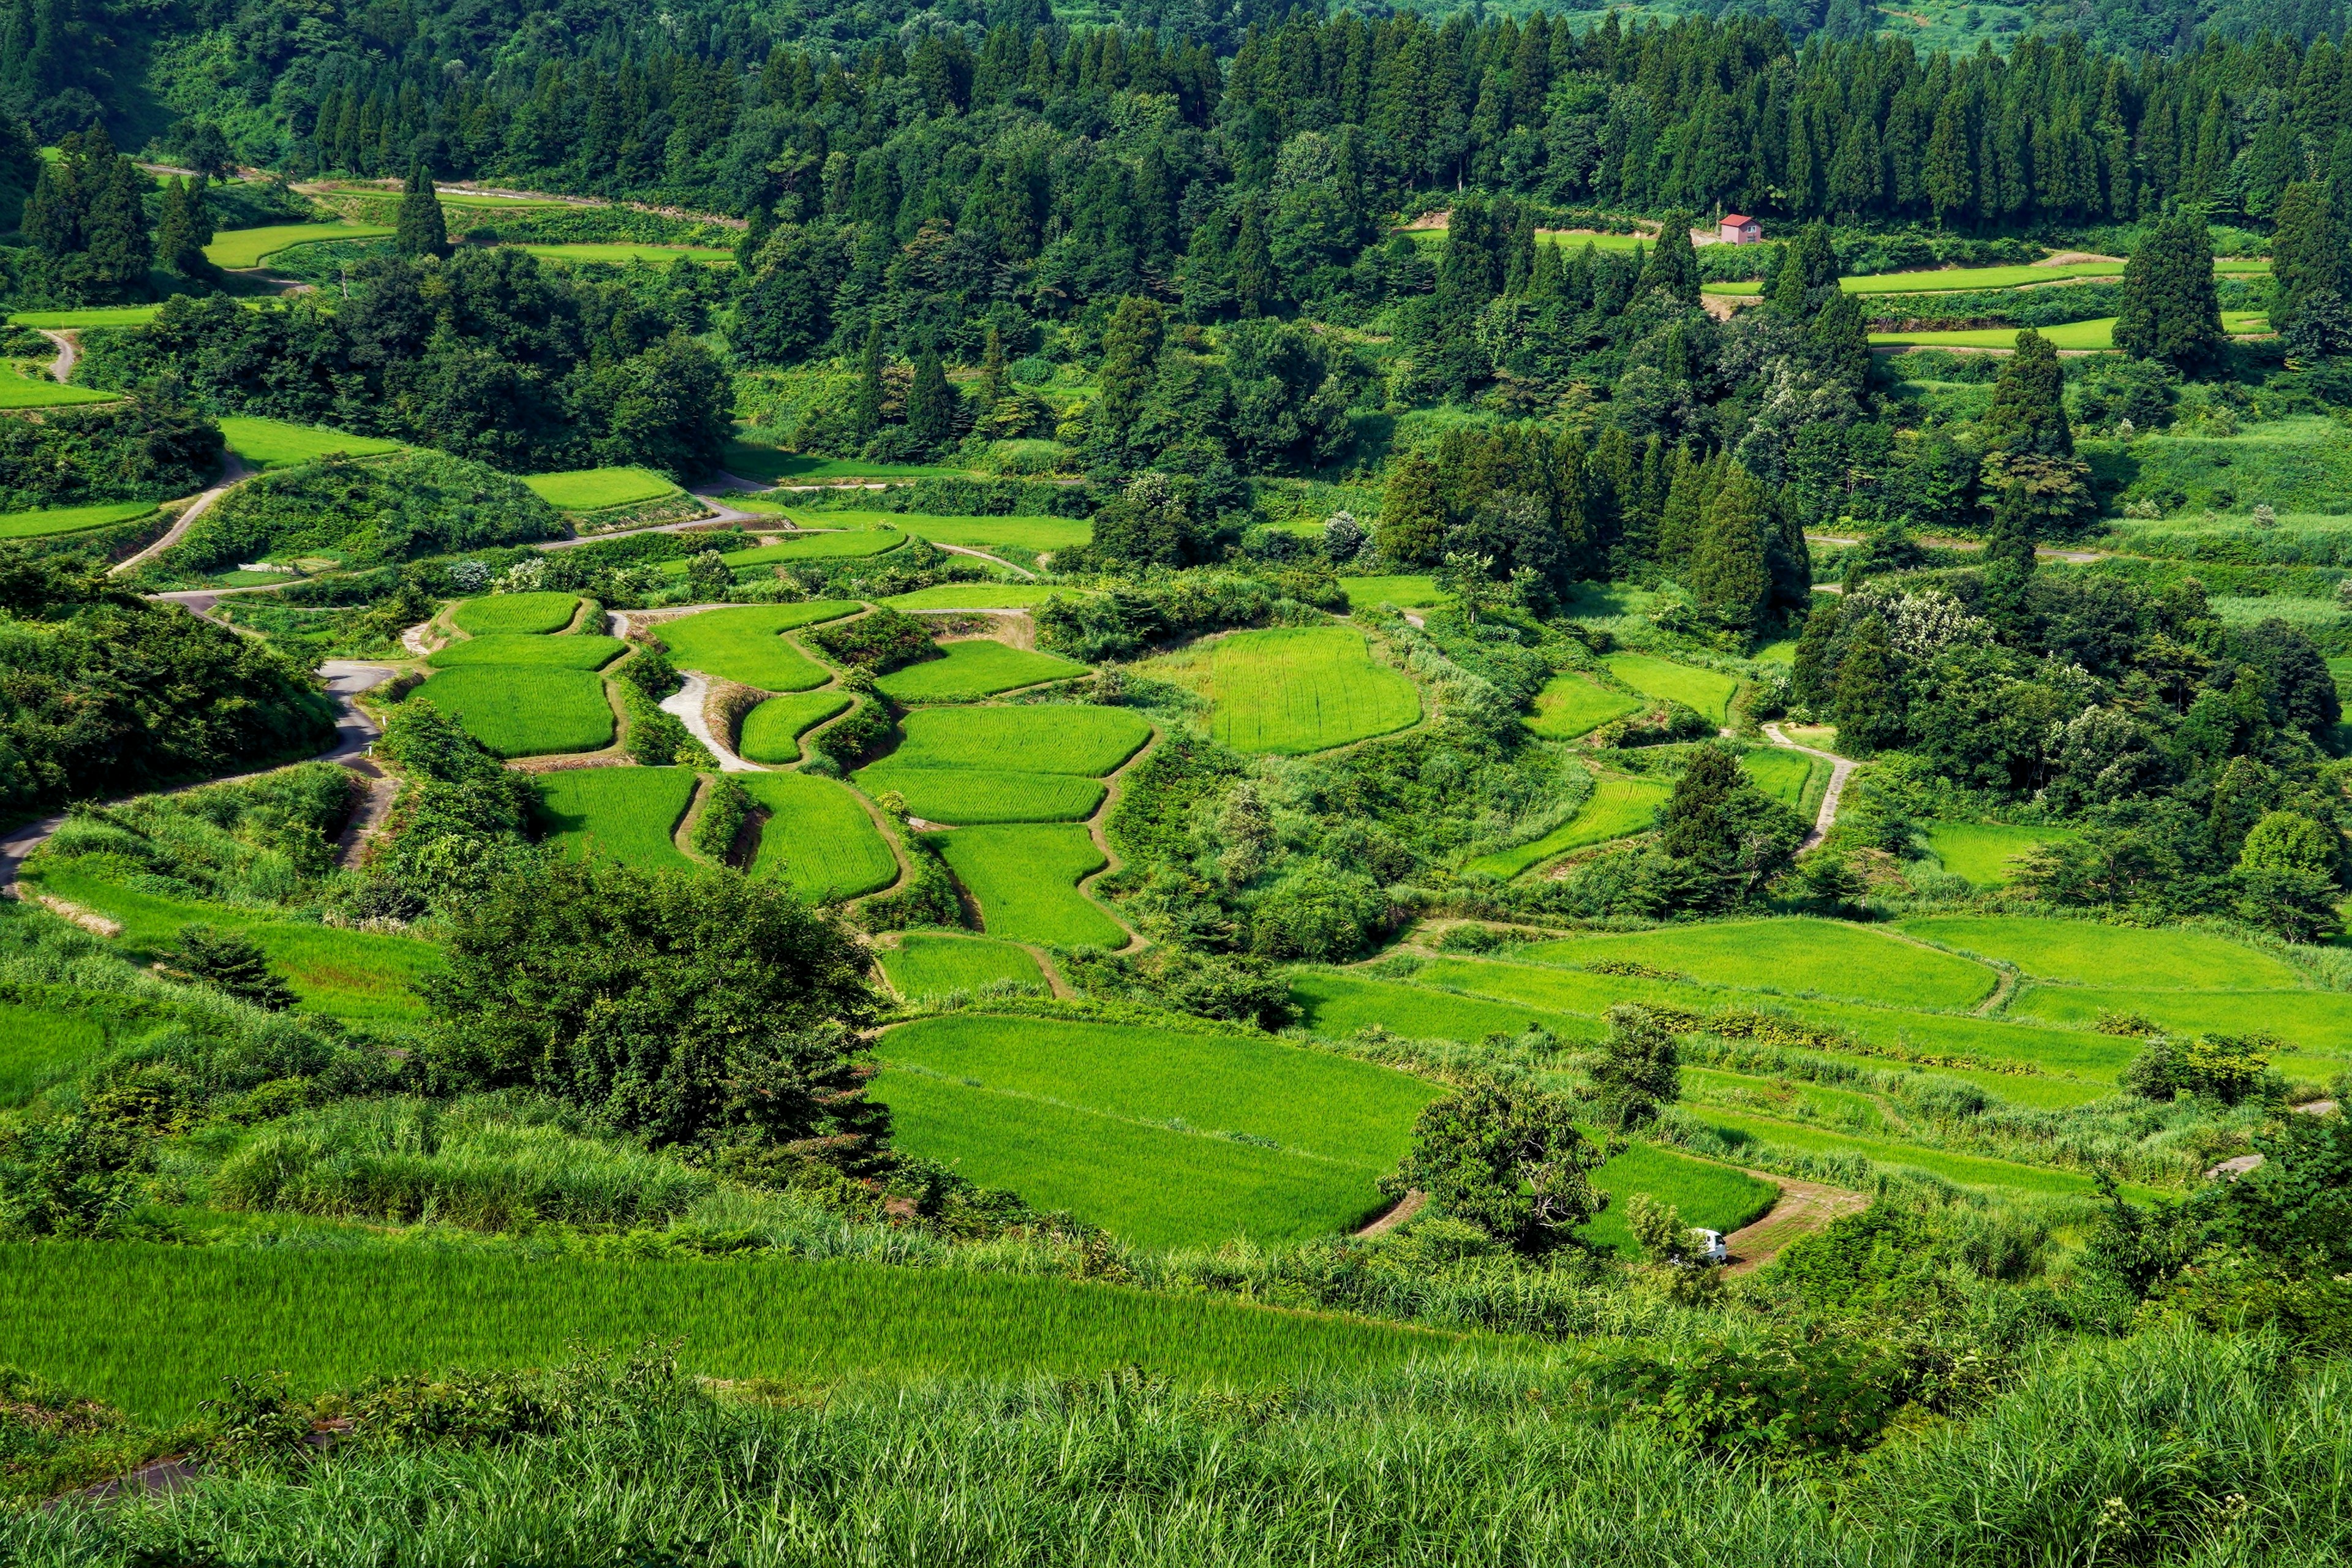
left=1354, top=1187, right=1425, bottom=1238
left=1069, top=718, right=1159, bottom=955
left=1721, top=1173, right=1869, bottom=1275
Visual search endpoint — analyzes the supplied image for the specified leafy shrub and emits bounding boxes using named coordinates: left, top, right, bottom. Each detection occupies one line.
left=805, top=606, right=936, bottom=673
left=2120, top=1033, right=2279, bottom=1105
left=0, top=394, right=222, bottom=511
left=692, top=775, right=751, bottom=863
left=182, top=451, right=563, bottom=572
left=163, top=925, right=296, bottom=1012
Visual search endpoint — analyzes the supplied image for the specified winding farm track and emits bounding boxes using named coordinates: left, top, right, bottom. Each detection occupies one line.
left=1760, top=722, right=1856, bottom=850
left=37, top=330, right=76, bottom=382
left=660, top=671, right=762, bottom=772
left=110, top=456, right=252, bottom=578
left=1722, top=1174, right=1867, bottom=1275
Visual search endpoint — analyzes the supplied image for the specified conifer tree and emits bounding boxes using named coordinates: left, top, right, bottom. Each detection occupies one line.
left=1981, top=329, right=2072, bottom=458
left=395, top=164, right=450, bottom=258
left=1790, top=597, right=1842, bottom=710
left=1771, top=220, right=1838, bottom=316
left=155, top=175, right=213, bottom=276
left=1981, top=481, right=2039, bottom=627
left=2269, top=183, right=2346, bottom=339
left=1686, top=464, right=1772, bottom=633
left=1094, top=296, right=1164, bottom=450
left=2116, top=209, right=2220, bottom=370
left=21, top=160, right=77, bottom=257
left=1657, top=443, right=1705, bottom=565
left=978, top=325, right=1011, bottom=410
left=907, top=347, right=957, bottom=451
left=1830, top=614, right=1902, bottom=753
left=79, top=150, right=154, bottom=293
left=1377, top=450, right=1446, bottom=567
left=851, top=319, right=885, bottom=439
left=1807, top=289, right=1871, bottom=390
left=1638, top=214, right=1699, bottom=304
left=1231, top=202, right=1275, bottom=318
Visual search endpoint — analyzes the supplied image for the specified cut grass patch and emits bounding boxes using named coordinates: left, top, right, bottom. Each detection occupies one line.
left=3, top=1242, right=1487, bottom=1423
left=217, top=415, right=402, bottom=469
left=1514, top=919, right=1999, bottom=1011
left=1739, top=748, right=1823, bottom=816
left=0, top=366, right=116, bottom=407
left=878, top=933, right=1047, bottom=1000
left=737, top=691, right=851, bottom=764
left=1897, top=914, right=2301, bottom=990
left=415, top=667, right=614, bottom=758
left=1921, top=821, right=2076, bottom=886
left=740, top=772, right=898, bottom=901
left=1338, top=575, right=1449, bottom=609
left=1202, top=627, right=1420, bottom=755
left=0, top=500, right=156, bottom=539
left=876, top=639, right=1088, bottom=703
left=522, top=467, right=681, bottom=511
left=535, top=767, right=699, bottom=872
left=654, top=603, right=854, bottom=690
left=450, top=592, right=581, bottom=637
left=1600, top=654, right=1738, bottom=725
left=877, top=1014, right=1436, bottom=1247
left=932, top=824, right=1120, bottom=946
left=428, top=634, right=622, bottom=671
left=1464, top=773, right=1670, bottom=878
left=1525, top=673, right=1642, bottom=739
left=882, top=583, right=1072, bottom=610
left=203, top=221, right=394, bottom=268
left=1578, top=1144, right=1779, bottom=1256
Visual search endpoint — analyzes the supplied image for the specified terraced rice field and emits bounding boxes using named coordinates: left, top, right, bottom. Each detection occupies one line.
left=1286, top=970, right=1600, bottom=1044
left=1525, top=673, right=1642, bottom=739
left=0, top=1001, right=106, bottom=1104
left=7, top=306, right=165, bottom=328
left=1600, top=654, right=1738, bottom=724
left=882, top=583, right=1072, bottom=610
left=1738, top=748, right=1823, bottom=816
left=535, top=767, right=699, bottom=871
left=739, top=773, right=898, bottom=900
left=878, top=933, right=1047, bottom=1000
left=1514, top=919, right=1999, bottom=1009
left=1577, top=1144, right=1779, bottom=1257
left=854, top=704, right=1147, bottom=823
left=875, top=1014, right=1437, bottom=1247
left=876, top=639, right=1088, bottom=702
left=720, top=448, right=968, bottom=483
left=516, top=244, right=733, bottom=266
left=428, top=634, right=622, bottom=670
left=860, top=767, right=1104, bottom=823
left=1198, top=627, right=1421, bottom=755
left=1338, top=575, right=1449, bottom=609
left=1681, top=1104, right=2158, bottom=1200
left=217, top=415, right=402, bottom=469
left=736, top=691, right=851, bottom=764
left=415, top=667, right=614, bottom=757
left=1464, top=773, right=1670, bottom=878
left=0, top=500, right=157, bottom=539
left=1868, top=314, right=2268, bottom=350
left=932, top=824, right=1120, bottom=946
left=1921, top=821, right=2076, bottom=886
left=1896, top=915, right=2302, bottom=990
left=450, top=592, right=580, bottom=636
left=0, top=366, right=116, bottom=407
left=654, top=603, right=853, bottom=690
left=1702, top=258, right=2269, bottom=295
left=522, top=467, right=681, bottom=511
left=795, top=509, right=1093, bottom=556
left=203, top=221, right=393, bottom=268
left=673, top=532, right=910, bottom=570
left=2007, top=986, right=2352, bottom=1074
left=4, top=1242, right=1484, bottom=1422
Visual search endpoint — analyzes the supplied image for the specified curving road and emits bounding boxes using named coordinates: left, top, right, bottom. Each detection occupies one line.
left=1761, top=722, right=1857, bottom=850
left=110, top=457, right=251, bottom=578
left=38, top=330, right=76, bottom=383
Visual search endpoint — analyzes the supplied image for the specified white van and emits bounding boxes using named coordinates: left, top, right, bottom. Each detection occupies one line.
left=1692, top=1229, right=1728, bottom=1266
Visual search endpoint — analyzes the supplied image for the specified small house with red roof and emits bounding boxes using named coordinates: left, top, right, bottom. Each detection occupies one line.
left=1719, top=214, right=1761, bottom=245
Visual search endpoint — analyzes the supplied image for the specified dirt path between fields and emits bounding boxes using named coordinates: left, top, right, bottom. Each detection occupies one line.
left=38, top=330, right=76, bottom=382
left=110, top=457, right=252, bottom=577
left=661, top=670, right=762, bottom=772
left=1722, top=1174, right=1868, bottom=1274
left=1074, top=721, right=1156, bottom=954
left=1760, top=722, right=1856, bottom=850
left=1355, top=1188, right=1425, bottom=1238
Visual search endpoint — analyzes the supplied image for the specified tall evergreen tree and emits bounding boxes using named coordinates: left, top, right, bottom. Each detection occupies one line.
left=154, top=175, right=213, bottom=276
left=1981, top=329, right=2073, bottom=458
left=1807, top=289, right=1871, bottom=389
left=1231, top=202, right=1275, bottom=318
left=1094, top=296, right=1165, bottom=450
left=395, top=164, right=450, bottom=258
left=79, top=150, right=154, bottom=293
left=1686, top=464, right=1773, bottom=633
left=1770, top=220, right=1838, bottom=316
left=20, top=160, right=76, bottom=257
left=851, top=319, right=885, bottom=439
left=1831, top=614, right=1902, bottom=753
left=1377, top=450, right=1446, bottom=567
left=1657, top=443, right=1706, bottom=565
left=978, top=325, right=1011, bottom=410
left=2115, top=209, right=2220, bottom=369
left=1639, top=214, right=1699, bottom=304
left=2269, top=183, right=2346, bottom=339
left=907, top=347, right=957, bottom=451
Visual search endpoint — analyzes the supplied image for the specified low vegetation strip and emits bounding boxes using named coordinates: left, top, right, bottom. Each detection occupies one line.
left=1896, top=915, right=2303, bottom=990
left=878, top=933, right=1046, bottom=1000
left=1465, top=774, right=1670, bottom=878
left=0, top=500, right=156, bottom=539
left=451, top=592, right=581, bottom=636
left=535, top=767, right=699, bottom=872
left=654, top=605, right=851, bottom=691
left=739, top=772, right=897, bottom=900
left=882, top=705, right=1151, bottom=776
left=429, top=635, right=623, bottom=670
left=522, top=467, right=681, bottom=511
left=883, top=583, right=1071, bottom=610
left=1682, top=1104, right=2161, bottom=1200
left=852, top=764, right=1106, bottom=824
left=1600, top=654, right=1738, bottom=725
left=1205, top=627, right=1421, bottom=755
left=1525, top=673, right=1642, bottom=739
left=0, top=1242, right=1489, bottom=1422
left=415, top=668, right=615, bottom=758
left=931, top=824, right=1120, bottom=946
left=1515, top=919, right=1999, bottom=1011
left=736, top=690, right=850, bottom=764
left=876, top=641, right=1088, bottom=703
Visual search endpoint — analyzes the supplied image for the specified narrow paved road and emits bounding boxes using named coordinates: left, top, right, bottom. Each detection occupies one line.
left=1761, top=722, right=1856, bottom=850
left=661, top=671, right=763, bottom=772
left=111, top=457, right=251, bottom=578
left=38, top=330, right=75, bottom=382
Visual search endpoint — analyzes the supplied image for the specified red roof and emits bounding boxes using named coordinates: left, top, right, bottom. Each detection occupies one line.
left=1722, top=214, right=1755, bottom=226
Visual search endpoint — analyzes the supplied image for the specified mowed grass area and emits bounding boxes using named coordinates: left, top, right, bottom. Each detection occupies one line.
left=203, top=221, right=393, bottom=268
left=932, top=824, right=1121, bottom=946
left=0, top=366, right=116, bottom=407
left=1898, top=915, right=2303, bottom=990
left=1738, top=748, right=1825, bottom=817
left=878, top=933, right=1046, bottom=1000
left=15, top=866, right=437, bottom=1021
left=1922, top=821, right=2076, bottom=886
left=736, top=690, right=850, bottom=764
left=0, top=500, right=156, bottom=539
left=1514, top=919, right=1999, bottom=1009
left=450, top=592, right=581, bottom=636
left=876, top=640, right=1088, bottom=703
left=217, top=415, right=402, bottom=469
left=0, top=1001, right=111, bottom=1104
left=7, top=305, right=165, bottom=328
left=415, top=668, right=614, bottom=757
left=535, top=767, right=699, bottom=872
left=876, top=1014, right=1438, bottom=1247
left=1338, top=575, right=1448, bottom=609
left=1200, top=627, right=1422, bottom=755
left=883, top=583, right=1071, bottom=610
left=4, top=1243, right=1490, bottom=1422
left=522, top=467, right=681, bottom=511
left=1601, top=654, right=1738, bottom=725
left=1525, top=673, right=1642, bottom=739
left=654, top=603, right=853, bottom=690
left=428, top=634, right=623, bottom=670
left=740, top=773, right=899, bottom=901
left=1578, top=1144, right=1779, bottom=1256
left=1464, top=773, right=1670, bottom=878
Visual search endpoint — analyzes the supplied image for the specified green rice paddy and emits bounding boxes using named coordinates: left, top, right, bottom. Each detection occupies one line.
left=1921, top=821, right=2076, bottom=886
left=535, top=767, right=699, bottom=871
left=415, top=667, right=615, bottom=757
left=1683, top=1104, right=2157, bottom=1200
left=1202, top=627, right=1421, bottom=755
left=879, top=705, right=1152, bottom=775
left=672, top=532, right=909, bottom=570
left=1464, top=773, right=1670, bottom=878
left=876, top=1014, right=1436, bottom=1246
left=450, top=592, right=581, bottom=636
left=1286, top=970, right=1600, bottom=1044
left=0, top=500, right=157, bottom=540
left=739, top=772, right=899, bottom=901
left=522, top=467, right=682, bottom=511
left=736, top=691, right=851, bottom=763
left=0, top=366, right=116, bottom=407
left=515, top=244, right=733, bottom=266
left=1703, top=258, right=2269, bottom=296
left=1738, top=748, right=1823, bottom=816
left=797, top=509, right=1093, bottom=557
left=932, top=824, right=1121, bottom=946
left=203, top=221, right=393, bottom=268
left=0, top=1001, right=113, bottom=1104
left=883, top=583, right=1072, bottom=610
left=1525, top=673, right=1642, bottom=739
left=1868, top=314, right=2268, bottom=350
left=1, top=1242, right=1487, bottom=1422
left=1515, top=919, right=1999, bottom=1010
left=2007, top=986, right=2352, bottom=1066
left=1577, top=1144, right=1779, bottom=1256
left=217, top=415, right=403, bottom=469
left=1600, top=654, right=1738, bottom=725
left=878, top=933, right=1047, bottom=1000
left=6, top=306, right=165, bottom=329
left=876, top=640, right=1088, bottom=703
left=653, top=603, right=854, bottom=690
left=1896, top=915, right=2302, bottom=990
left=856, top=766, right=1104, bottom=823
left=429, top=634, right=623, bottom=670
left=720, top=447, right=967, bottom=483
left=1338, top=575, right=1449, bottom=609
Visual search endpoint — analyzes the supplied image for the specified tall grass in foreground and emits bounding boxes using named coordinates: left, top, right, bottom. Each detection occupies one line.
left=8, top=1328, right=2344, bottom=1566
